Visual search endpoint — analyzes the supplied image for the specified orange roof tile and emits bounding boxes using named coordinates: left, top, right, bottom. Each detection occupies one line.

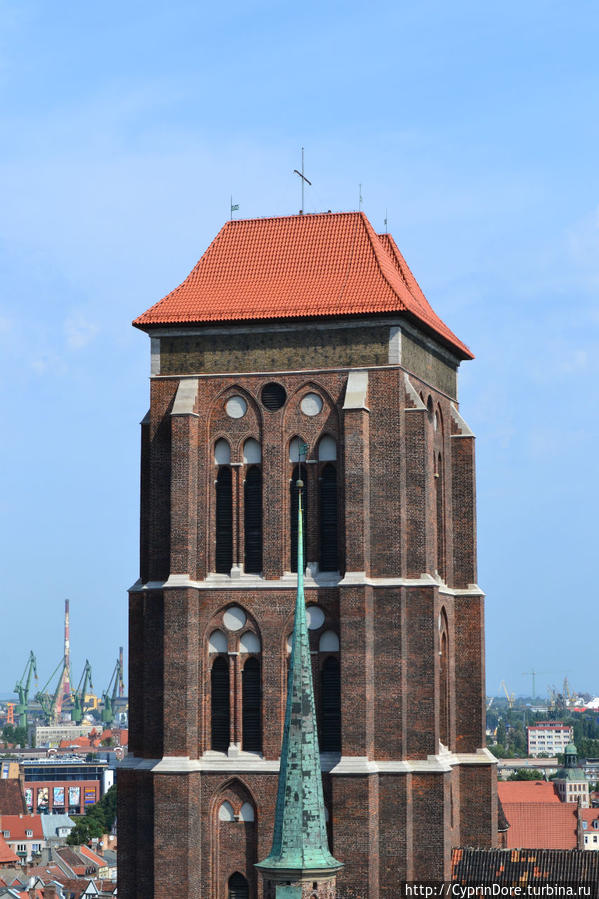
left=134, top=212, right=473, bottom=359
left=78, top=844, right=103, bottom=866
left=502, top=802, right=579, bottom=849
left=498, top=781, right=560, bottom=804
left=0, top=832, right=18, bottom=865
left=580, top=808, right=599, bottom=826
left=0, top=814, right=44, bottom=840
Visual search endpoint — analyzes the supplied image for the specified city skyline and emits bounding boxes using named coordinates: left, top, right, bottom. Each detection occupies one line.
left=0, top=0, right=597, bottom=696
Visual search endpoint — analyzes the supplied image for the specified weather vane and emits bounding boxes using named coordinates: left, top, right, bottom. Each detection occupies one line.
left=293, top=147, right=312, bottom=213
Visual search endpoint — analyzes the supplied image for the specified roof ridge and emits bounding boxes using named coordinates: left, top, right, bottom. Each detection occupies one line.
left=360, top=214, right=411, bottom=312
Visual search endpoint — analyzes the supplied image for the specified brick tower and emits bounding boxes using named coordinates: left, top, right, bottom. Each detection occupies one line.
left=119, top=211, right=497, bottom=899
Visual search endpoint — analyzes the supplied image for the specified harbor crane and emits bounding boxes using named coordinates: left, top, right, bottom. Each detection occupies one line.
left=35, top=657, right=67, bottom=725
left=71, top=660, right=93, bottom=725
left=102, top=658, right=122, bottom=727
left=14, top=651, right=38, bottom=729
left=500, top=680, right=515, bottom=709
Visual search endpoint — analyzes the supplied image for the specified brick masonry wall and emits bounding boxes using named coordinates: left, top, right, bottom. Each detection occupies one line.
left=124, top=325, right=494, bottom=897
left=159, top=325, right=390, bottom=376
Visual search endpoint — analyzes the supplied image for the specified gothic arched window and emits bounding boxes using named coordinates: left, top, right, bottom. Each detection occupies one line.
left=320, top=655, right=341, bottom=752
left=244, top=465, right=262, bottom=574
left=435, top=452, right=445, bottom=580
left=215, top=465, right=233, bottom=574
left=211, top=656, right=230, bottom=753
left=242, top=657, right=262, bottom=752
left=439, top=609, right=449, bottom=748
left=228, top=872, right=249, bottom=899
left=319, top=463, right=338, bottom=572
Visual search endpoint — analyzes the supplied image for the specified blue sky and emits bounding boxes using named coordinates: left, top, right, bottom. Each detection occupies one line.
left=0, top=0, right=598, bottom=701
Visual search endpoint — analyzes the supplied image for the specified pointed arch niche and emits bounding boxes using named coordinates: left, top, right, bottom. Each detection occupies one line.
left=211, top=779, right=257, bottom=899
left=204, top=606, right=262, bottom=757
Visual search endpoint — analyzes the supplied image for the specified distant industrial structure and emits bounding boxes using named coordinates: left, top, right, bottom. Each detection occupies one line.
left=2, top=600, right=127, bottom=740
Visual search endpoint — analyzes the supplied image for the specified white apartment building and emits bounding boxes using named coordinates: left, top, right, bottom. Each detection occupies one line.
left=527, top=721, right=573, bottom=756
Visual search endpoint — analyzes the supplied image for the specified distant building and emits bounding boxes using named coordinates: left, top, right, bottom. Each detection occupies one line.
left=553, top=743, right=590, bottom=808
left=0, top=779, right=26, bottom=816
left=22, top=758, right=107, bottom=815
left=40, top=814, right=75, bottom=847
left=452, top=848, right=599, bottom=887
left=527, top=722, right=573, bottom=756
left=0, top=813, right=44, bottom=863
left=33, top=723, right=95, bottom=749
left=496, top=757, right=559, bottom=780
left=580, top=808, right=599, bottom=851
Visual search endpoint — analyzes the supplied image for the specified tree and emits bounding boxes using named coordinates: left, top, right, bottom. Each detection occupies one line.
left=66, top=785, right=117, bottom=846
left=1, top=724, right=27, bottom=746
left=496, top=720, right=507, bottom=746
left=508, top=769, right=545, bottom=781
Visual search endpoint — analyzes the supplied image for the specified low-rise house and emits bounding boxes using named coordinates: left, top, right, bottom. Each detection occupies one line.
left=580, top=808, right=599, bottom=850
left=40, top=817, right=74, bottom=848
left=0, top=816, right=44, bottom=863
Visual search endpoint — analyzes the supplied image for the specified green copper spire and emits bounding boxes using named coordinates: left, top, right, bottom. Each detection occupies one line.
left=256, top=477, right=342, bottom=879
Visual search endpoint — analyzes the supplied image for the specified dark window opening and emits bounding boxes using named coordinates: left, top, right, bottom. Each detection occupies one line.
left=290, top=465, right=307, bottom=572
left=215, top=466, right=233, bottom=574
left=228, top=872, right=249, bottom=899
left=435, top=454, right=445, bottom=579
left=440, top=626, right=449, bottom=747
left=261, top=382, right=286, bottom=411
left=242, top=657, right=262, bottom=752
left=319, top=463, right=338, bottom=572
left=320, top=656, right=341, bottom=752
left=211, top=657, right=230, bottom=752
left=244, top=465, right=262, bottom=574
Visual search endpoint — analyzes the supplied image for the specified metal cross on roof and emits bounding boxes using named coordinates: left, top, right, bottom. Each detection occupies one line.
left=293, top=147, right=312, bottom=213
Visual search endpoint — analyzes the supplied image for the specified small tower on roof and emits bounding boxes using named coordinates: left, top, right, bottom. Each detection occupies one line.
left=256, top=466, right=343, bottom=899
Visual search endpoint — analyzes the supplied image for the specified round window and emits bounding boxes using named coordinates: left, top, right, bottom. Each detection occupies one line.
left=225, top=396, right=247, bottom=419
left=300, top=392, right=323, bottom=416
left=306, top=606, right=325, bottom=630
left=223, top=606, right=247, bottom=631
left=261, top=382, right=286, bottom=411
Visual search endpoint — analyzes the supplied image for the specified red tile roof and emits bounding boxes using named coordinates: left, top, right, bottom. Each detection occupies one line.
left=580, top=808, right=599, bottom=827
left=0, top=814, right=43, bottom=840
left=498, top=781, right=560, bottom=804
left=133, top=212, right=473, bottom=359
left=0, top=832, right=18, bottom=865
left=0, top=781, right=26, bottom=816
left=502, top=802, right=579, bottom=849
left=78, top=844, right=103, bottom=867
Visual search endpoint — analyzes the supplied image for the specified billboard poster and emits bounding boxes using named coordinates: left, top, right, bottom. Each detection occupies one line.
left=25, top=788, right=33, bottom=809
left=68, top=786, right=80, bottom=807
left=84, top=786, right=96, bottom=806
left=37, top=787, right=48, bottom=808
left=53, top=787, right=65, bottom=806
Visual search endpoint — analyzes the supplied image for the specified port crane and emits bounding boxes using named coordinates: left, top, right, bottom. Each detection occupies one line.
left=14, top=651, right=38, bottom=729
left=71, top=660, right=94, bottom=725
left=500, top=680, right=515, bottom=709
left=35, top=657, right=67, bottom=725
left=102, top=659, right=122, bottom=727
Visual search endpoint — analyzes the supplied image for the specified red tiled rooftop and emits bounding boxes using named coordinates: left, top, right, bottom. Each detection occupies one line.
left=0, top=781, right=26, bottom=815
left=580, top=808, right=599, bottom=826
left=134, top=212, right=473, bottom=359
left=0, top=814, right=43, bottom=840
left=0, top=832, right=18, bottom=866
left=78, top=844, right=104, bottom=867
left=498, top=781, right=560, bottom=804
left=502, top=802, right=579, bottom=849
